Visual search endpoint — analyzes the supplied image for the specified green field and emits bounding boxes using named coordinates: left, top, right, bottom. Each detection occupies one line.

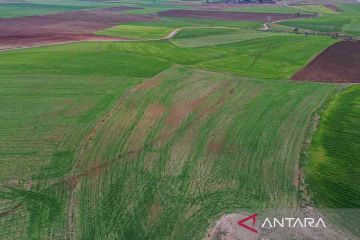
left=0, top=34, right=336, bottom=239
left=0, top=35, right=335, bottom=80
left=307, top=85, right=360, bottom=236
left=0, top=2, right=86, bottom=18
left=0, top=64, right=335, bottom=239
left=97, top=25, right=173, bottom=40
left=0, top=1, right=358, bottom=239
left=280, top=3, right=360, bottom=36
left=174, top=27, right=242, bottom=39
left=0, top=1, right=133, bottom=18
left=115, top=17, right=262, bottom=30
left=224, top=3, right=336, bottom=14
left=171, top=29, right=289, bottom=48
left=292, top=4, right=336, bottom=15
left=225, top=5, right=306, bottom=14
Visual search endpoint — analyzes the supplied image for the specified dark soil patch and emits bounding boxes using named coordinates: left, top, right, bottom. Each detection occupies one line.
left=292, top=41, right=360, bottom=83
left=159, top=9, right=315, bottom=22
left=0, top=7, right=153, bottom=50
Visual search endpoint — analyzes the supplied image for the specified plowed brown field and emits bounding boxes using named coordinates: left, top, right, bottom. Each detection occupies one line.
left=159, top=9, right=315, bottom=22
left=292, top=41, right=360, bottom=83
left=0, top=7, right=153, bottom=50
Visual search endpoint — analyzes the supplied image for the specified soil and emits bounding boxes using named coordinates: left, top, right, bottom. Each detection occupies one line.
left=159, top=9, right=315, bottom=22
left=0, top=7, right=154, bottom=50
left=292, top=41, right=360, bottom=83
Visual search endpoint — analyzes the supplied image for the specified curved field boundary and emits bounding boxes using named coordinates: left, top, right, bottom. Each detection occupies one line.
left=292, top=41, right=360, bottom=83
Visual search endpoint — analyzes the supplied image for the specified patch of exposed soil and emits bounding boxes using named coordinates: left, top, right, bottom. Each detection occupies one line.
left=126, top=103, right=166, bottom=158
left=135, top=74, right=164, bottom=91
left=292, top=41, right=360, bottom=83
left=0, top=7, right=154, bottom=50
left=159, top=9, right=315, bottom=22
left=146, top=104, right=167, bottom=122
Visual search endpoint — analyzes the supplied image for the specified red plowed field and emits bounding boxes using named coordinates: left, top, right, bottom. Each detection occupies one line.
left=159, top=9, right=315, bottom=22
left=292, top=41, right=360, bottom=83
left=0, top=7, right=153, bottom=50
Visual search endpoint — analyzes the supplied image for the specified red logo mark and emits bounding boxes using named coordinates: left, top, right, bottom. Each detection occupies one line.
left=238, top=213, right=258, bottom=233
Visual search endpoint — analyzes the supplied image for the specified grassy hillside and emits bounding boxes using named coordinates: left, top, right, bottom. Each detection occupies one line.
left=0, top=14, right=342, bottom=239
left=0, top=74, right=147, bottom=239
left=307, top=85, right=360, bottom=236
left=72, top=66, right=334, bottom=240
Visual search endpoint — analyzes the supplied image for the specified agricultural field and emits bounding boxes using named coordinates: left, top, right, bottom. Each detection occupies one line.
left=0, top=0, right=359, bottom=240
left=280, top=3, right=360, bottom=36
left=291, top=4, right=337, bottom=15
left=307, top=85, right=360, bottom=237
left=0, top=2, right=85, bottom=18
left=97, top=25, right=173, bottom=40
left=0, top=1, right=141, bottom=18
left=293, top=41, right=360, bottom=83
left=224, top=5, right=307, bottom=14
left=171, top=30, right=289, bottom=48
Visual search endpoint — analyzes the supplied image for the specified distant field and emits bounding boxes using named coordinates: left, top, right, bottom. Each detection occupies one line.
left=0, top=1, right=133, bottom=18
left=97, top=25, right=173, bottom=40
left=280, top=3, right=360, bottom=36
left=174, top=27, right=241, bottom=39
left=307, top=85, right=360, bottom=237
left=172, top=30, right=289, bottom=48
left=159, top=9, right=315, bottom=22
left=0, top=2, right=86, bottom=18
left=291, top=4, right=336, bottom=15
left=224, top=5, right=305, bottom=14
left=228, top=4, right=335, bottom=15
left=122, top=17, right=262, bottom=30
left=280, top=15, right=351, bottom=33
